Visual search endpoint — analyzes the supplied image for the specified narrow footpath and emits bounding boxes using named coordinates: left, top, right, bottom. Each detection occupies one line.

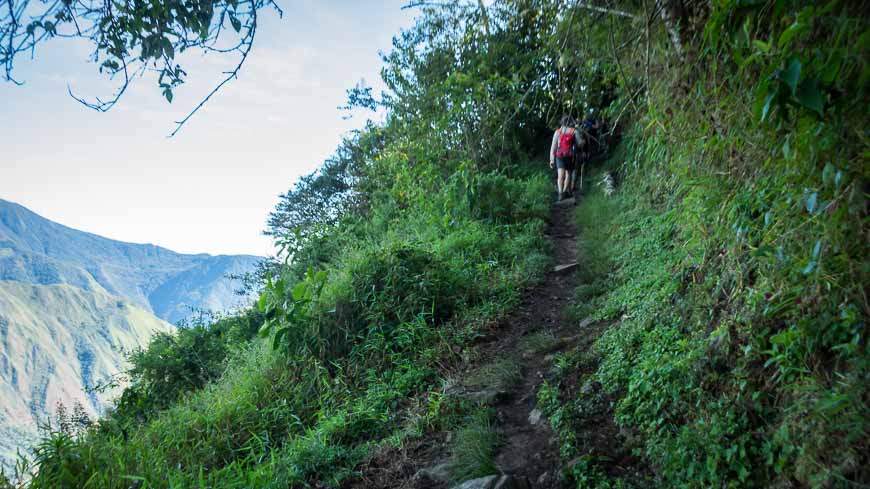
left=348, top=196, right=628, bottom=489
left=480, top=197, right=582, bottom=488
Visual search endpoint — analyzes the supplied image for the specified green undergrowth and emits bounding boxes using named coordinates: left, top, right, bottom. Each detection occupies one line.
left=15, top=171, right=551, bottom=489
left=465, top=358, right=523, bottom=393
left=519, top=330, right=559, bottom=355
left=548, top=2, right=869, bottom=486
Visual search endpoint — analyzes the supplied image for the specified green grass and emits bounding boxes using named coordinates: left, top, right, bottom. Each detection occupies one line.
left=465, top=358, right=523, bottom=393
left=449, top=408, right=502, bottom=482
left=518, top=330, right=558, bottom=354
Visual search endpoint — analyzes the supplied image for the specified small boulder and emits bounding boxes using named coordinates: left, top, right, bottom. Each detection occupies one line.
left=528, top=408, right=544, bottom=425
left=412, top=461, right=452, bottom=485
left=451, top=475, right=499, bottom=489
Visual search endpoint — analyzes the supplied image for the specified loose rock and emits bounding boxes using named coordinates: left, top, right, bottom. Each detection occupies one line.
left=412, top=461, right=452, bottom=485
left=492, top=475, right=531, bottom=489
left=451, top=475, right=499, bottom=489
left=553, top=262, right=579, bottom=274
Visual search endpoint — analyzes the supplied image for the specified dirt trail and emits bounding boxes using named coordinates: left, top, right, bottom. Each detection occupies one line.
left=349, top=197, right=608, bottom=489
left=480, top=198, right=582, bottom=487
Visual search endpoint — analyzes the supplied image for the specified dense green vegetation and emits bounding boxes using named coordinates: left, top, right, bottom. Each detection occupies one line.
left=539, top=1, right=868, bottom=487
left=5, top=0, right=867, bottom=487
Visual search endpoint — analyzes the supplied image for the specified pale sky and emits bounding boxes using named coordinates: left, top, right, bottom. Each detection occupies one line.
left=0, top=1, right=415, bottom=257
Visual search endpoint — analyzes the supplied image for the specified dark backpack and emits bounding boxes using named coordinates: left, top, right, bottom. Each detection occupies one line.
left=555, top=128, right=575, bottom=158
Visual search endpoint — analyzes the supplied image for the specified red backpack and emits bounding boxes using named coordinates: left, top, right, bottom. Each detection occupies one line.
left=555, top=128, right=575, bottom=158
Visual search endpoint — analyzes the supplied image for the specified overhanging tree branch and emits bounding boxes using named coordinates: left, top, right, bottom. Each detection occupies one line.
left=1, top=0, right=282, bottom=135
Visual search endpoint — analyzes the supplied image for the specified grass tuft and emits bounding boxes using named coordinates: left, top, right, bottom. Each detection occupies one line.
left=466, top=359, right=522, bottom=393
left=449, top=408, right=501, bottom=482
left=518, top=330, right=558, bottom=354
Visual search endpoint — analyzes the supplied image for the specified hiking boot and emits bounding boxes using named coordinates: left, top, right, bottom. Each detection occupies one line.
left=557, top=192, right=563, bottom=202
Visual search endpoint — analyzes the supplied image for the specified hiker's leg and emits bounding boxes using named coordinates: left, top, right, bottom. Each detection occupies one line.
left=556, top=168, right=568, bottom=194
left=564, top=165, right=573, bottom=194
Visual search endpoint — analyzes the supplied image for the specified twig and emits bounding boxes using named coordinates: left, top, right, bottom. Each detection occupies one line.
left=576, top=1, right=637, bottom=20
left=169, top=0, right=257, bottom=137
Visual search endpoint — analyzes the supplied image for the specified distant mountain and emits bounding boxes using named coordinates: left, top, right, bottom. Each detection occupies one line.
left=0, top=198, right=261, bottom=468
left=0, top=198, right=261, bottom=323
left=0, top=282, right=173, bottom=466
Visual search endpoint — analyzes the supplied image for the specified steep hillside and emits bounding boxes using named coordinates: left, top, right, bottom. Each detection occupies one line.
left=0, top=199, right=260, bottom=323
left=0, top=281, right=173, bottom=466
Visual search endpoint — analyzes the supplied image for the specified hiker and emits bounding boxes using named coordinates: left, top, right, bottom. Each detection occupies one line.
left=549, top=116, right=584, bottom=201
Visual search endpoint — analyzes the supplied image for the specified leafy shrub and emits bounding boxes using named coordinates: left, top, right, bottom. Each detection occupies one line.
left=108, top=309, right=263, bottom=425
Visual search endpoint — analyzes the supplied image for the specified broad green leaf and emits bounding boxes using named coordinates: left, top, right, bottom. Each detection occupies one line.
left=739, top=52, right=762, bottom=70
left=761, top=88, right=778, bottom=122
left=258, top=319, right=272, bottom=337
left=782, top=138, right=792, bottom=160
left=770, top=330, right=794, bottom=345
left=795, top=78, right=824, bottom=117
left=752, top=39, right=770, bottom=54
left=780, top=58, right=801, bottom=95
left=812, top=240, right=822, bottom=260
left=291, top=281, right=307, bottom=301
left=805, top=192, right=817, bottom=213
left=822, top=50, right=843, bottom=84
left=778, top=21, right=802, bottom=50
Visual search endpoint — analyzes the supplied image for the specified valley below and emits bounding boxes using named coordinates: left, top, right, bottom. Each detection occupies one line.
left=0, top=199, right=260, bottom=468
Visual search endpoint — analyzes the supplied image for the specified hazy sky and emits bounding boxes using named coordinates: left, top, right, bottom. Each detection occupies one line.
left=1, top=1, right=415, bottom=257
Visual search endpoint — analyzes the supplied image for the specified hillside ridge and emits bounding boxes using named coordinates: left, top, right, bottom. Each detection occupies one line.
left=0, top=198, right=260, bottom=323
